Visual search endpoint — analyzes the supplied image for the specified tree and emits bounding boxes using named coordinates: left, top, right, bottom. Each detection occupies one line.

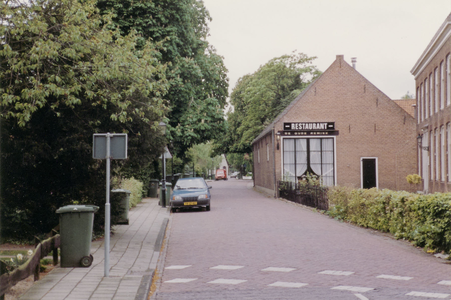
left=0, top=0, right=169, bottom=238
left=96, top=0, right=229, bottom=159
left=216, top=52, right=321, bottom=154
left=186, top=143, right=222, bottom=178
left=401, top=91, right=415, bottom=99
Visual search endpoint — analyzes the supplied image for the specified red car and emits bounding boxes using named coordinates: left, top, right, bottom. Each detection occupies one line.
left=215, top=169, right=227, bottom=180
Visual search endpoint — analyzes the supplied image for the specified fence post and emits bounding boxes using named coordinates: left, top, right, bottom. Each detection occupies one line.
left=52, top=231, right=58, bottom=266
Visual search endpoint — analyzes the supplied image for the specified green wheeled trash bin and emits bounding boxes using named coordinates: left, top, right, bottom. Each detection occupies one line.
left=148, top=179, right=159, bottom=198
left=159, top=182, right=172, bottom=206
left=111, top=189, right=131, bottom=225
left=56, top=205, right=99, bottom=268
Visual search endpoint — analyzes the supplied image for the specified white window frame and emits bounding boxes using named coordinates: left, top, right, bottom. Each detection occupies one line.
left=441, top=61, right=446, bottom=110
left=448, top=123, right=451, bottom=182
left=430, top=75, right=434, bottom=116
left=266, top=143, right=269, bottom=162
left=441, top=125, right=445, bottom=181
left=447, top=54, right=451, bottom=107
left=360, top=157, right=379, bottom=189
left=436, top=128, right=440, bottom=181
left=435, top=68, right=439, bottom=113
left=431, top=130, right=435, bottom=181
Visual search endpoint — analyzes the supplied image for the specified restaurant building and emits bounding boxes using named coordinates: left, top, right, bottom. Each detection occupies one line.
left=253, top=55, right=417, bottom=197
left=411, top=13, right=451, bottom=193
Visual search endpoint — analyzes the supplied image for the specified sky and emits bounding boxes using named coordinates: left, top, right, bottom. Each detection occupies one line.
left=202, top=0, right=451, bottom=100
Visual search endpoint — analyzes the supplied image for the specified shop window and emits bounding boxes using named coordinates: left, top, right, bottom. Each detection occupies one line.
left=283, top=138, right=334, bottom=186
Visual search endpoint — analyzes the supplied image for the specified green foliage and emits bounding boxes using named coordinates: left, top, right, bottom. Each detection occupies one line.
left=327, top=187, right=451, bottom=254
left=120, top=177, right=144, bottom=208
left=226, top=153, right=253, bottom=173
left=0, top=0, right=169, bottom=239
left=406, top=174, right=422, bottom=184
left=186, top=143, right=222, bottom=178
left=96, top=0, right=229, bottom=159
left=216, top=51, right=321, bottom=154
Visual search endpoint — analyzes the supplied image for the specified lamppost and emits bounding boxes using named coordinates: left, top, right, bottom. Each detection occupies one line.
left=159, top=122, right=167, bottom=208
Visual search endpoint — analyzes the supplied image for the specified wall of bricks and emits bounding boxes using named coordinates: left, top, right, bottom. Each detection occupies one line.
left=254, top=55, right=417, bottom=194
left=413, top=17, right=451, bottom=193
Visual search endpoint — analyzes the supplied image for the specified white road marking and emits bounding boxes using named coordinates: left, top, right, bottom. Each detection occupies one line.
left=210, top=265, right=244, bottom=270
left=268, top=281, right=308, bottom=288
left=164, top=278, right=197, bottom=283
left=208, top=278, right=247, bottom=285
left=437, top=280, right=451, bottom=286
left=354, top=294, right=369, bottom=300
left=165, top=265, right=192, bottom=270
left=319, top=270, right=354, bottom=276
left=377, top=274, right=413, bottom=281
left=332, top=286, right=375, bottom=293
left=406, top=291, right=450, bottom=298
left=261, top=267, right=296, bottom=272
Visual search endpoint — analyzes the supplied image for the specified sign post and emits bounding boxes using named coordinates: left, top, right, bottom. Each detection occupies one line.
left=93, top=133, right=127, bottom=277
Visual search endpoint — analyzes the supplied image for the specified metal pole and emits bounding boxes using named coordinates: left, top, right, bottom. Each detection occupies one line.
left=105, top=133, right=111, bottom=277
left=161, top=149, right=166, bottom=208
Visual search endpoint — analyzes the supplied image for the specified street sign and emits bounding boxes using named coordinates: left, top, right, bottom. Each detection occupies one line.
left=93, top=133, right=127, bottom=159
left=92, top=133, right=128, bottom=277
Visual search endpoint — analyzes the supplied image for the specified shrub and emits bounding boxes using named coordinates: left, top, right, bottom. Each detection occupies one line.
left=120, top=177, right=144, bottom=208
left=327, top=187, right=451, bottom=254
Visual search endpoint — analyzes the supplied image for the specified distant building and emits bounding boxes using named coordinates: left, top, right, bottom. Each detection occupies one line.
left=411, top=13, right=451, bottom=193
left=253, top=55, right=417, bottom=197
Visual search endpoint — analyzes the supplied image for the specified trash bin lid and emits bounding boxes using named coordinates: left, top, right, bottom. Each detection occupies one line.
left=56, top=205, right=99, bottom=214
left=111, top=189, right=131, bottom=194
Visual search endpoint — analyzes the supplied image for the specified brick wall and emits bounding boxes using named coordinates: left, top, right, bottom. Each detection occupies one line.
left=254, top=55, right=417, bottom=192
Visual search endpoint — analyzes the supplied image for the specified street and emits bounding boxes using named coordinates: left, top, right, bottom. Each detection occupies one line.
left=152, top=180, right=451, bottom=300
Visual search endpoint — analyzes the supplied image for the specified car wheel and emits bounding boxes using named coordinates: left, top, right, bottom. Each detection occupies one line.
left=206, top=205, right=210, bottom=211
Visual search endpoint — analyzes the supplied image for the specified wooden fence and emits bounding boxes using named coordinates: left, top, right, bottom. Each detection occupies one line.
left=0, top=234, right=60, bottom=299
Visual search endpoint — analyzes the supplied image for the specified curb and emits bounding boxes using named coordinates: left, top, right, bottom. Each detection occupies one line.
left=135, top=217, right=169, bottom=300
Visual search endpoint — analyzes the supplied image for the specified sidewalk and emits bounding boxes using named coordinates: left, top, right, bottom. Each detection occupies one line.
left=19, top=198, right=170, bottom=300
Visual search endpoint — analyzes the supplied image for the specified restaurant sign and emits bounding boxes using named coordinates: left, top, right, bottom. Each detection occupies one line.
left=281, top=122, right=338, bottom=136
left=284, top=122, right=335, bottom=131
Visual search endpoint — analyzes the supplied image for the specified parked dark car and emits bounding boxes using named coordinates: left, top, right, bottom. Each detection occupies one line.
left=170, top=177, right=212, bottom=212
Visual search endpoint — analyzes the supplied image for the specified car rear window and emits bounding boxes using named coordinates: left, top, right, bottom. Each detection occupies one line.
left=175, top=179, right=206, bottom=189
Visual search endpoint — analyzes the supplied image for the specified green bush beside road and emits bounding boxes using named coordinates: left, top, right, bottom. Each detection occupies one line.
left=327, top=187, right=451, bottom=255
left=120, top=178, right=144, bottom=208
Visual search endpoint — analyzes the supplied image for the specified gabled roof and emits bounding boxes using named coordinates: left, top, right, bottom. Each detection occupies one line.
left=252, top=55, right=411, bottom=145
left=411, top=13, right=451, bottom=78
left=393, top=99, right=416, bottom=117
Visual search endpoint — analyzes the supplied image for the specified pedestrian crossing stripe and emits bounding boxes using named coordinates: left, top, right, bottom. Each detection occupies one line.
left=268, top=281, right=308, bottom=288
left=376, top=274, right=413, bottom=281
left=208, top=279, right=247, bottom=285
left=262, top=267, right=296, bottom=272
left=405, top=291, right=450, bottom=298
left=437, top=280, right=451, bottom=286
left=210, top=265, right=244, bottom=270
left=331, top=286, right=374, bottom=293
left=319, top=270, right=354, bottom=276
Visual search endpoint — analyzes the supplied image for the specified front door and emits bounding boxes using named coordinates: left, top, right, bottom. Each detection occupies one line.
left=361, top=158, right=377, bottom=189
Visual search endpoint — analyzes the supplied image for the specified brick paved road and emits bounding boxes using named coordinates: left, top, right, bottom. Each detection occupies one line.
left=152, top=180, right=451, bottom=300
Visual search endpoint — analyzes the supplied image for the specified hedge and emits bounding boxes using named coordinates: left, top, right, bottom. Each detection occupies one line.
left=327, top=187, right=451, bottom=254
left=120, top=177, right=144, bottom=208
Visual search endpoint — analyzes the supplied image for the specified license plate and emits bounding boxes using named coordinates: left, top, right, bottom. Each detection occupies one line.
left=184, top=201, right=197, bottom=205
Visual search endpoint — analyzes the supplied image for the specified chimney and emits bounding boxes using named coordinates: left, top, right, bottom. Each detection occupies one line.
left=351, top=57, right=357, bottom=69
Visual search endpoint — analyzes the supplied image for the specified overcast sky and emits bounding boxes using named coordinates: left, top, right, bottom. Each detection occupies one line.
left=203, top=0, right=451, bottom=100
